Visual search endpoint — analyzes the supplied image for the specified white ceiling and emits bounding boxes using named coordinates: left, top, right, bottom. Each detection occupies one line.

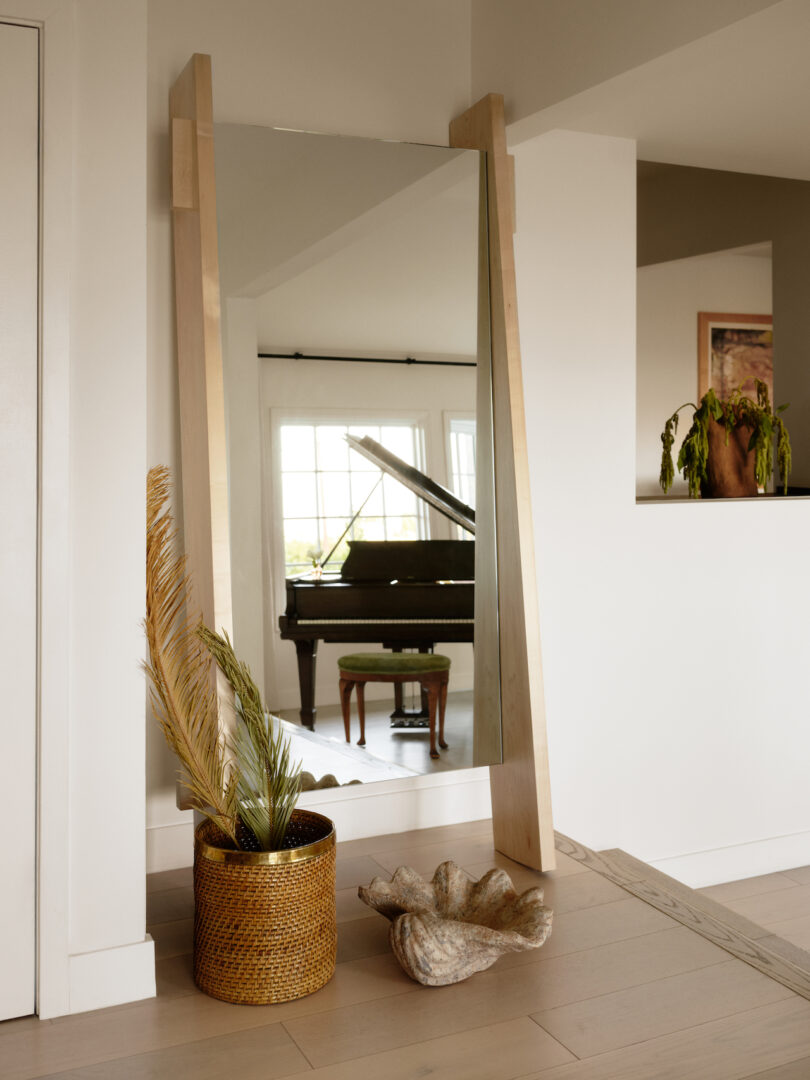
left=508, top=0, right=810, bottom=181
left=215, top=123, right=481, bottom=359
left=215, top=124, right=478, bottom=299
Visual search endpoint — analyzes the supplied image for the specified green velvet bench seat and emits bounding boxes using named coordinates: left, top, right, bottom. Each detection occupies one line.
left=337, top=652, right=451, bottom=760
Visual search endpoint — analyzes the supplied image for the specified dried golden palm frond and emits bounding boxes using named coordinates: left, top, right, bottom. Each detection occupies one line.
left=199, top=626, right=302, bottom=851
left=144, top=466, right=239, bottom=846
left=233, top=711, right=302, bottom=852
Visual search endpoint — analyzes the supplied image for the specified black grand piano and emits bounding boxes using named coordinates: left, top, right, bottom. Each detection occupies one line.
left=278, top=435, right=475, bottom=729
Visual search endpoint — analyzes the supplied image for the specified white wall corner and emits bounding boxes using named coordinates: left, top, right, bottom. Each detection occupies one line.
left=147, top=821, right=194, bottom=874
left=67, top=938, right=156, bottom=1017
left=649, top=829, right=810, bottom=890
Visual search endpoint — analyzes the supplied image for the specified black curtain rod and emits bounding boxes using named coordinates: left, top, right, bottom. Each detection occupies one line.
left=258, top=351, right=476, bottom=368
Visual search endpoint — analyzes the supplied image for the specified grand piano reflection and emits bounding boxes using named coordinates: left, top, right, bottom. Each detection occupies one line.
left=279, top=435, right=475, bottom=729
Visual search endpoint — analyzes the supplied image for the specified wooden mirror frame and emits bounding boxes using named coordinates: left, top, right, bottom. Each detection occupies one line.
left=169, top=54, right=555, bottom=870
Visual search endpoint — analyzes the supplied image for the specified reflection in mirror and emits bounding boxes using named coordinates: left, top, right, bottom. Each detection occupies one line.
left=215, top=124, right=499, bottom=788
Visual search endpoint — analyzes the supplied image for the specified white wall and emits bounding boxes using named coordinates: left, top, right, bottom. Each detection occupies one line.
left=7, top=0, right=154, bottom=1017
left=146, top=0, right=483, bottom=873
left=516, top=128, right=810, bottom=887
left=470, top=0, right=782, bottom=124
left=637, top=251, right=773, bottom=496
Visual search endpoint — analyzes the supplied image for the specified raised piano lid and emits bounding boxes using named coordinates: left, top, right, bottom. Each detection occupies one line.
left=346, top=434, right=475, bottom=535
left=340, top=539, right=474, bottom=583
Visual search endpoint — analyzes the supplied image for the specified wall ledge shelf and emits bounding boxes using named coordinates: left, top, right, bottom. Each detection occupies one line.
left=637, top=492, right=810, bottom=504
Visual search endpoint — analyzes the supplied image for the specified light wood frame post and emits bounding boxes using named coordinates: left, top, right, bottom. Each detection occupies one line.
left=169, top=54, right=232, bottom=638
left=170, top=55, right=233, bottom=808
left=451, top=94, right=556, bottom=871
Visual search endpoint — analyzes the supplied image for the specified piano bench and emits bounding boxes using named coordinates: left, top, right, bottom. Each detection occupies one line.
left=337, top=653, right=451, bottom=760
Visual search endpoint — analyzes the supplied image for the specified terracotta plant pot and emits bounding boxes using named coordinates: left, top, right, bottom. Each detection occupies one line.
left=701, top=419, right=758, bottom=498
left=193, top=809, right=336, bottom=1005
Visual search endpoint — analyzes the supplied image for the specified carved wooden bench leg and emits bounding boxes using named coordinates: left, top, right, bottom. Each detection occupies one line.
left=425, top=677, right=440, bottom=759
left=438, top=674, right=449, bottom=750
left=339, top=677, right=353, bottom=743
left=355, top=681, right=367, bottom=746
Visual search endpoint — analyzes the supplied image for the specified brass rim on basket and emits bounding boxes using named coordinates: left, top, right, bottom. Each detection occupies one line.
left=195, top=809, right=335, bottom=865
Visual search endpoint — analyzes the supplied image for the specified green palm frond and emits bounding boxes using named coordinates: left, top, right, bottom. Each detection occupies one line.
left=144, top=466, right=239, bottom=846
left=233, top=710, right=302, bottom=851
left=199, top=626, right=302, bottom=850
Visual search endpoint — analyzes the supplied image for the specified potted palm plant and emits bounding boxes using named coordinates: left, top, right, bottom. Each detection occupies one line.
left=144, top=466, right=336, bottom=1005
left=659, top=379, right=792, bottom=498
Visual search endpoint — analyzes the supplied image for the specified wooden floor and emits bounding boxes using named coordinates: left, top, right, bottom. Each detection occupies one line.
left=700, top=865, right=810, bottom=954
left=4, top=820, right=810, bottom=1079
left=279, top=689, right=476, bottom=776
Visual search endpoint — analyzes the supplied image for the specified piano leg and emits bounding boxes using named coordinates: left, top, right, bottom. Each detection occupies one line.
left=295, top=639, right=318, bottom=729
left=389, top=644, right=432, bottom=726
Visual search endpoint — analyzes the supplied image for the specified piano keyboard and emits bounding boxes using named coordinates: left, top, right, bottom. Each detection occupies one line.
left=296, top=617, right=473, bottom=625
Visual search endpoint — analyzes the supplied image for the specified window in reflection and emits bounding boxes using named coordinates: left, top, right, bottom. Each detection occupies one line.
left=447, top=413, right=476, bottom=539
left=279, top=418, right=427, bottom=574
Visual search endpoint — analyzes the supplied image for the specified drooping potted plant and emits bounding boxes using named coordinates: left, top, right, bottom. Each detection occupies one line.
left=144, top=465, right=336, bottom=1005
left=659, top=379, right=792, bottom=498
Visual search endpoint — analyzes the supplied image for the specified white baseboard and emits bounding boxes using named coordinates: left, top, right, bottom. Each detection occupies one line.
left=146, top=820, right=194, bottom=873
left=147, top=768, right=492, bottom=872
left=649, top=828, right=810, bottom=889
left=67, top=937, right=155, bottom=1016
left=298, top=766, right=492, bottom=843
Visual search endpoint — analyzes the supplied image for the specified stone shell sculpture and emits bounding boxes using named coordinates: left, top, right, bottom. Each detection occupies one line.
left=358, top=860, right=552, bottom=986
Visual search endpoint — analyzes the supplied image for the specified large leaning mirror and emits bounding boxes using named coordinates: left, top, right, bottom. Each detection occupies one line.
left=171, top=54, right=555, bottom=869
left=214, top=123, right=501, bottom=786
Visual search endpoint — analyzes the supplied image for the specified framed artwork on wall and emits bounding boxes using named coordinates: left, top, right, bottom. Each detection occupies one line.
left=698, top=311, right=773, bottom=402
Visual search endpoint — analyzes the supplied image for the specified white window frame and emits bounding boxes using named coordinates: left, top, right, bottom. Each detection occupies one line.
left=444, top=410, right=476, bottom=539
left=266, top=407, right=431, bottom=593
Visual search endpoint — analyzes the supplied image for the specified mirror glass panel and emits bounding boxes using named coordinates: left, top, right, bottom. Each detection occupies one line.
left=215, top=124, right=500, bottom=788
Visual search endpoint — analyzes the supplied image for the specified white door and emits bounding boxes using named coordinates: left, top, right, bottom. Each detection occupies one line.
left=0, top=20, right=39, bottom=1021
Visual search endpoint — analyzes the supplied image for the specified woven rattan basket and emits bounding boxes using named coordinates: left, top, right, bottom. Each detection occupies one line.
left=193, top=809, right=336, bottom=1005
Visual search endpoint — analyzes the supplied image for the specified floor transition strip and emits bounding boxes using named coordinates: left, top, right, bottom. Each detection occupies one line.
left=554, top=831, right=810, bottom=1002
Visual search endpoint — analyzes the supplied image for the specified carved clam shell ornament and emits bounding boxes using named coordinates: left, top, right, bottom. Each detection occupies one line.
left=358, top=861, right=553, bottom=986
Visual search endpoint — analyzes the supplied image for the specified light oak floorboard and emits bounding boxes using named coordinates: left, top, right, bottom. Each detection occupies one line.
left=335, top=915, right=391, bottom=964
left=36, top=1021, right=311, bottom=1080
left=334, top=854, right=390, bottom=893
left=146, top=884, right=194, bottom=925
left=758, top=931, right=810, bottom=970
left=2, top=954, right=414, bottom=1080
left=531, top=958, right=793, bottom=1058
left=765, top=916, right=810, bottom=951
left=517, top=998, right=810, bottom=1080
left=154, top=953, right=196, bottom=1000
left=149, top=917, right=193, bottom=961
left=742, top=1057, right=810, bottom=1079
left=367, top=834, right=585, bottom=882
left=146, top=866, right=193, bottom=894
left=722, top=883, right=810, bottom=927
left=528, top=896, right=678, bottom=960
left=371, top=834, right=537, bottom=877
left=335, top=884, right=376, bottom=923
left=462, top=864, right=629, bottom=916
left=282, top=927, right=728, bottom=1067
left=783, top=865, right=810, bottom=886
left=699, top=873, right=799, bottom=904
left=290, top=1016, right=573, bottom=1080
left=332, top=818, right=494, bottom=861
